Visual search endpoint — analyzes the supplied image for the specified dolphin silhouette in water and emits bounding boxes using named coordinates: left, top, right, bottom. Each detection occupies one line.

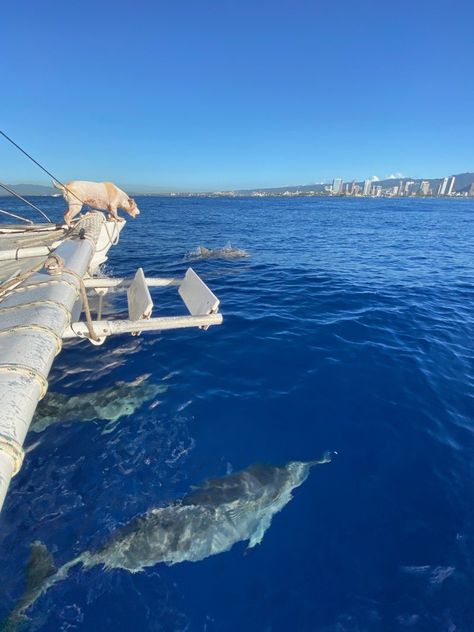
left=4, top=454, right=332, bottom=627
left=186, top=245, right=249, bottom=261
left=31, top=375, right=166, bottom=433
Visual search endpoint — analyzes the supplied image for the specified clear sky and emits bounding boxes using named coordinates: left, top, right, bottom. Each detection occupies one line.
left=1, top=0, right=473, bottom=191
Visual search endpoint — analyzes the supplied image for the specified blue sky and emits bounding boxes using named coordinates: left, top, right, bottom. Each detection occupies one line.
left=1, top=0, right=473, bottom=191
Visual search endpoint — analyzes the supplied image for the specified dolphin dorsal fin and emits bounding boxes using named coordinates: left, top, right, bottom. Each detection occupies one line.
left=25, top=541, right=56, bottom=593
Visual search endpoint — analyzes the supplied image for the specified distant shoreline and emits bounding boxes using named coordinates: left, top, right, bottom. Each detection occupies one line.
left=2, top=169, right=474, bottom=200
left=2, top=193, right=473, bottom=200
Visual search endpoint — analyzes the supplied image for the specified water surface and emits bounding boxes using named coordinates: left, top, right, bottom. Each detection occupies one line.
left=1, top=196, right=473, bottom=631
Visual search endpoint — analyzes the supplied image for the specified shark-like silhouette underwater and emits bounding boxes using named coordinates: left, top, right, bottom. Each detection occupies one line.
left=4, top=454, right=333, bottom=628
left=31, top=374, right=166, bottom=433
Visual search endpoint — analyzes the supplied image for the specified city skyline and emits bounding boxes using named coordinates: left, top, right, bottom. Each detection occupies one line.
left=324, top=174, right=461, bottom=198
left=218, top=172, right=474, bottom=198
left=3, top=169, right=474, bottom=198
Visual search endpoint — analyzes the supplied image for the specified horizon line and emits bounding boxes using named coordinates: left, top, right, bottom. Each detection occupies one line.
left=4, top=169, right=473, bottom=194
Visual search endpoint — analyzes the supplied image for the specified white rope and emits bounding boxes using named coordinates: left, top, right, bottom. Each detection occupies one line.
left=0, top=213, right=96, bottom=300
left=0, top=259, right=46, bottom=299
left=43, top=254, right=100, bottom=343
left=5, top=277, right=80, bottom=298
left=0, top=299, right=71, bottom=320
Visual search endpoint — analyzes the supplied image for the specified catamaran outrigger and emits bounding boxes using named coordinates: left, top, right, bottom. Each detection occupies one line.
left=0, top=191, right=222, bottom=513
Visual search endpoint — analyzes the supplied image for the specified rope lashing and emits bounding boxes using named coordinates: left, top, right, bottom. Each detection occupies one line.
left=0, top=299, right=71, bottom=320
left=43, top=253, right=64, bottom=276
left=0, top=434, right=25, bottom=476
left=4, top=277, right=80, bottom=298
left=0, top=259, right=47, bottom=299
left=0, top=211, right=91, bottom=299
left=0, top=364, right=48, bottom=399
left=0, top=324, right=64, bottom=355
left=0, top=214, right=91, bottom=298
left=43, top=254, right=100, bottom=343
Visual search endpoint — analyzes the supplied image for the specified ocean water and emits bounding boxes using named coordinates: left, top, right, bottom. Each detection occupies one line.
left=0, top=196, right=473, bottom=631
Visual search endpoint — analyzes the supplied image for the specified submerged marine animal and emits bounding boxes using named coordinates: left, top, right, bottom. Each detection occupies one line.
left=31, top=374, right=166, bottom=433
left=186, top=245, right=249, bottom=260
left=5, top=454, right=332, bottom=626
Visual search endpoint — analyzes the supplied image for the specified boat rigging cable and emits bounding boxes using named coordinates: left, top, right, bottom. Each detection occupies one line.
left=0, top=130, right=122, bottom=258
left=0, top=208, right=33, bottom=224
left=0, top=129, right=96, bottom=223
left=0, top=182, right=52, bottom=223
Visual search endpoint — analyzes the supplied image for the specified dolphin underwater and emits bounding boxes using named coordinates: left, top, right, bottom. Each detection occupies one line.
left=31, top=374, right=166, bottom=433
left=4, top=454, right=332, bottom=627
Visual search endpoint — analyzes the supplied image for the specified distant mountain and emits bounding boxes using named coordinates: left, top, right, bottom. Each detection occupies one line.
left=236, top=182, right=327, bottom=194
left=0, top=183, right=56, bottom=196
left=0, top=183, right=170, bottom=197
left=447, top=172, right=474, bottom=192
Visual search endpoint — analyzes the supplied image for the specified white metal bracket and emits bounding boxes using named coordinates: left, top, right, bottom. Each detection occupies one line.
left=179, top=268, right=219, bottom=316
left=127, top=268, right=153, bottom=335
left=64, top=267, right=222, bottom=342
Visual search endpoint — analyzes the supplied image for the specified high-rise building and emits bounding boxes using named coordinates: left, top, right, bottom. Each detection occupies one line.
left=419, top=181, right=430, bottom=195
left=404, top=180, right=415, bottom=195
left=332, top=178, right=343, bottom=194
left=363, top=179, right=372, bottom=196
left=437, top=177, right=449, bottom=196
left=446, top=176, right=456, bottom=195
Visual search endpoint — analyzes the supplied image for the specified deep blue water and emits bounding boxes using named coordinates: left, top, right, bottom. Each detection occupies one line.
left=1, top=196, right=474, bottom=631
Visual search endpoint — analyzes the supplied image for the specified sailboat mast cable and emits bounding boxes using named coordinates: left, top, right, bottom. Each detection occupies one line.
left=0, top=182, right=52, bottom=223
left=0, top=129, right=92, bottom=212
left=0, top=208, right=34, bottom=224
